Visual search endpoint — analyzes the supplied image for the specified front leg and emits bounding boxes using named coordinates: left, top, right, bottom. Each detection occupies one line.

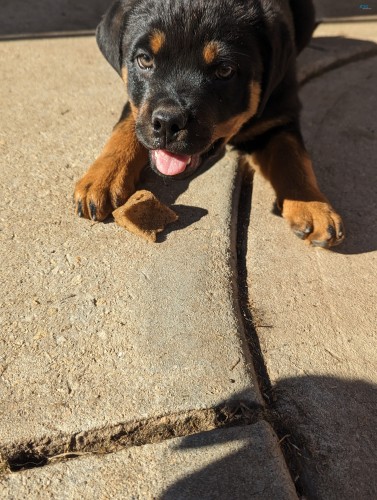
left=74, top=104, right=148, bottom=221
left=251, top=129, right=344, bottom=248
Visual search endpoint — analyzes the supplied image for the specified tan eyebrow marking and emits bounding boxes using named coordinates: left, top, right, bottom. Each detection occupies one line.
left=203, top=41, right=220, bottom=64
left=149, top=30, right=166, bottom=54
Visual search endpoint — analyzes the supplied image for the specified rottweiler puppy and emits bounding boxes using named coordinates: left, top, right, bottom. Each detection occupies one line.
left=74, top=0, right=344, bottom=247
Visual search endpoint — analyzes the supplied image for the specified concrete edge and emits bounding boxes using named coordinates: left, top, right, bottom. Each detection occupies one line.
left=227, top=154, right=265, bottom=403
left=0, top=422, right=298, bottom=499
left=318, top=16, right=377, bottom=23
left=298, top=44, right=377, bottom=86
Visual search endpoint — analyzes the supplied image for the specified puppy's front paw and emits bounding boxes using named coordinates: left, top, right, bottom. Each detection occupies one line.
left=283, top=200, right=345, bottom=248
left=74, top=162, right=135, bottom=221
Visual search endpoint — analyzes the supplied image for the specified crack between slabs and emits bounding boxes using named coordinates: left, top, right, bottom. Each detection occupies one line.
left=235, top=168, right=307, bottom=497
left=0, top=402, right=267, bottom=475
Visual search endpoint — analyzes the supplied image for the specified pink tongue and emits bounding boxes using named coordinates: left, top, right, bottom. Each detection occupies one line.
left=153, top=149, right=190, bottom=176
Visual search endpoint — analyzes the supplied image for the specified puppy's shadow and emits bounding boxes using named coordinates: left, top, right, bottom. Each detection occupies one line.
left=157, top=204, right=208, bottom=242
left=138, top=164, right=210, bottom=241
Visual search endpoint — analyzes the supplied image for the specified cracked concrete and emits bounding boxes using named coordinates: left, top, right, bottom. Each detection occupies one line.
left=0, top=423, right=298, bottom=500
left=2, top=403, right=267, bottom=470
left=1, top=0, right=377, bottom=498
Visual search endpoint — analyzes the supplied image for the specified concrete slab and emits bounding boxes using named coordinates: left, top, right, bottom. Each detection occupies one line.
left=298, top=32, right=377, bottom=85
left=0, top=423, right=297, bottom=500
left=315, top=17, right=377, bottom=45
left=313, top=0, right=377, bottom=20
left=0, top=37, right=261, bottom=458
left=247, top=55, right=377, bottom=498
left=298, top=5, right=377, bottom=85
left=0, top=0, right=111, bottom=37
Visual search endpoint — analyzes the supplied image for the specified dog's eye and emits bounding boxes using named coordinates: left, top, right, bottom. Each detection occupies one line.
left=136, top=54, right=154, bottom=70
left=215, top=64, right=236, bottom=80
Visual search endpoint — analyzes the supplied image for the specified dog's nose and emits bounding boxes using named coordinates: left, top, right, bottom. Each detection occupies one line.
left=152, top=107, right=187, bottom=142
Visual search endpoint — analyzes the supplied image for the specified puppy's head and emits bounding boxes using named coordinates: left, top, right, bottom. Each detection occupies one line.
left=97, top=0, right=294, bottom=178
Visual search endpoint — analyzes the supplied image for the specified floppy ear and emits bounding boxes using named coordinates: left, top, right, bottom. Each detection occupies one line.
left=96, top=0, right=135, bottom=75
left=257, top=19, right=295, bottom=116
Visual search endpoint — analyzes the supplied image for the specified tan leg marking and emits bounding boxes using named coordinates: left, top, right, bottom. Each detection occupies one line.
left=251, top=132, right=344, bottom=247
left=74, top=110, right=148, bottom=221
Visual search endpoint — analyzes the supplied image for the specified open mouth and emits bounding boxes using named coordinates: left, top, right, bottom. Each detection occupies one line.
left=150, top=139, right=225, bottom=179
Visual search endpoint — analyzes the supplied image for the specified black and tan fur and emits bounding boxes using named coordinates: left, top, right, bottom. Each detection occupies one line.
left=74, top=0, right=344, bottom=247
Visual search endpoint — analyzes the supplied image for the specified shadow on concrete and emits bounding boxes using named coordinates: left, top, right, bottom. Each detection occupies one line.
left=157, top=205, right=209, bottom=242
left=299, top=36, right=377, bottom=85
left=1, top=0, right=376, bottom=39
left=0, top=0, right=112, bottom=38
left=162, top=432, right=283, bottom=499
left=313, top=0, right=377, bottom=20
left=161, top=378, right=377, bottom=499
left=274, top=376, right=377, bottom=499
left=140, top=168, right=213, bottom=242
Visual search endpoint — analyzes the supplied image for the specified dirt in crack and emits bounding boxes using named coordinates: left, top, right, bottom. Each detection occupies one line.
left=236, top=169, right=273, bottom=401
left=7, top=450, right=48, bottom=472
left=2, top=403, right=266, bottom=473
left=235, top=168, right=307, bottom=497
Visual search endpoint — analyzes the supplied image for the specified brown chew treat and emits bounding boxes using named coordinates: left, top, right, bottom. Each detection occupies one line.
left=112, top=190, right=178, bottom=242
